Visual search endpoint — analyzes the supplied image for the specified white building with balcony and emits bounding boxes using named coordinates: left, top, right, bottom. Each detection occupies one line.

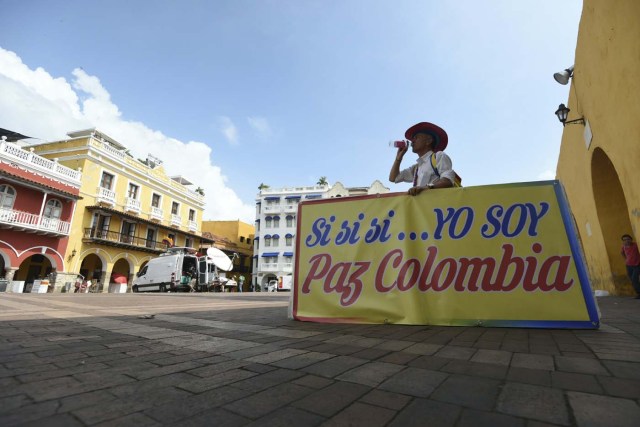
left=252, top=180, right=389, bottom=291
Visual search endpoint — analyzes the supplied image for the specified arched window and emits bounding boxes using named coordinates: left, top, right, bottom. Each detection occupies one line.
left=286, top=215, right=295, bottom=227
left=0, top=184, right=16, bottom=209
left=43, top=199, right=62, bottom=219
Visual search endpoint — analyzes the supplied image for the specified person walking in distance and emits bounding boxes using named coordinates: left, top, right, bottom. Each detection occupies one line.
left=621, top=234, right=640, bottom=299
left=389, top=121, right=458, bottom=195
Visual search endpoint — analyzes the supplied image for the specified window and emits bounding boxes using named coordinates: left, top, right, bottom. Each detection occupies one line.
left=185, top=237, right=193, bottom=248
left=286, top=236, right=293, bottom=246
left=264, top=237, right=271, bottom=247
left=272, top=236, right=280, bottom=246
left=240, top=236, right=245, bottom=243
left=91, top=213, right=111, bottom=238
left=100, top=172, right=114, bottom=190
left=151, top=193, right=161, bottom=208
left=0, top=184, right=16, bottom=209
left=43, top=199, right=62, bottom=219
left=273, top=217, right=280, bottom=227
left=146, top=227, right=156, bottom=248
left=265, top=218, right=272, bottom=228
left=247, top=238, right=251, bottom=245
left=121, top=221, right=136, bottom=243
left=188, top=209, right=195, bottom=221
left=171, top=202, right=180, bottom=215
left=128, top=183, right=139, bottom=199
left=286, top=215, right=295, bottom=227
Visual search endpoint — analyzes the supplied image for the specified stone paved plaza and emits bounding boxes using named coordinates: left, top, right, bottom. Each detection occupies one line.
left=0, top=293, right=639, bottom=426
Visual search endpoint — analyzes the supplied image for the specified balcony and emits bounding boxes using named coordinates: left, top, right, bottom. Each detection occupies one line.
left=124, top=197, right=141, bottom=214
left=0, top=140, right=82, bottom=187
left=150, top=206, right=163, bottom=221
left=83, top=228, right=168, bottom=253
left=0, top=208, right=71, bottom=236
left=260, top=263, right=280, bottom=271
left=188, top=220, right=197, bottom=232
left=283, top=204, right=298, bottom=213
left=96, top=186, right=116, bottom=206
left=171, top=214, right=182, bottom=227
left=263, top=205, right=281, bottom=213
left=282, top=263, right=293, bottom=273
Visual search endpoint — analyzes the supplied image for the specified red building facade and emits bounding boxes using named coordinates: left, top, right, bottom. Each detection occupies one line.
left=0, top=137, right=81, bottom=291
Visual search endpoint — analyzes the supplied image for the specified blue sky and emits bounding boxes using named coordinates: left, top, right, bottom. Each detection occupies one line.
left=0, top=0, right=582, bottom=223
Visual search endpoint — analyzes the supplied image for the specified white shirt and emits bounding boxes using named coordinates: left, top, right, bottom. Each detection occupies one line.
left=394, top=151, right=455, bottom=187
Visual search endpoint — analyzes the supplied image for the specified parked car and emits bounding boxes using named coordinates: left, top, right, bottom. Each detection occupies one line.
left=267, top=280, right=278, bottom=292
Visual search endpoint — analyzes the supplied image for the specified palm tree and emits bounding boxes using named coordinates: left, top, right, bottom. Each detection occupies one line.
left=258, top=183, right=270, bottom=190
left=317, top=176, right=328, bottom=186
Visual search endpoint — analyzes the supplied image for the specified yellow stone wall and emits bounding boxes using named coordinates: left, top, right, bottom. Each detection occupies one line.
left=556, top=0, right=640, bottom=295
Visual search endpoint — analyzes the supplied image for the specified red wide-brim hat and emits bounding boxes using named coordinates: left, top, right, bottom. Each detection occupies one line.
left=404, top=122, right=448, bottom=152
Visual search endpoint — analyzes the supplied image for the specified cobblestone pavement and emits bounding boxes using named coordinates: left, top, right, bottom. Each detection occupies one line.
left=0, top=293, right=639, bottom=426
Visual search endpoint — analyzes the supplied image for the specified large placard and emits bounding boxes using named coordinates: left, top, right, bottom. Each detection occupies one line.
left=293, top=181, right=599, bottom=328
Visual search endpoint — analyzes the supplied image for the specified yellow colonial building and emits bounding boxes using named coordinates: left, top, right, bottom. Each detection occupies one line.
left=201, top=220, right=254, bottom=291
left=31, top=128, right=213, bottom=292
left=556, top=0, right=640, bottom=294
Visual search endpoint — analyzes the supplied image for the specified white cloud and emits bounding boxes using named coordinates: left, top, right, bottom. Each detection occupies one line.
left=0, top=47, right=254, bottom=222
left=247, top=116, right=273, bottom=139
left=217, top=116, right=238, bottom=145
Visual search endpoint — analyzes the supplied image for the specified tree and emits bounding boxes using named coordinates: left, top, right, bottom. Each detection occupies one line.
left=258, top=183, right=270, bottom=190
left=317, top=176, right=328, bottom=186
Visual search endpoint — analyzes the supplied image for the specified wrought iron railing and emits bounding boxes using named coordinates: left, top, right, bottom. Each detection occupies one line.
left=84, top=228, right=168, bottom=251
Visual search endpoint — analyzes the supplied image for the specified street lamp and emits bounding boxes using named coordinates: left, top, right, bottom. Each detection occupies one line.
left=555, top=104, right=585, bottom=127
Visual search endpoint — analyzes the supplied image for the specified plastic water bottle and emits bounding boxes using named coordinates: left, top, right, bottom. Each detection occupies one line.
left=389, top=140, right=408, bottom=149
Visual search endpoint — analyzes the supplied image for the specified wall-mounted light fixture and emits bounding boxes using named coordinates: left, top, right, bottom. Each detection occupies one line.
left=554, top=65, right=574, bottom=85
left=555, top=103, right=585, bottom=126
left=71, top=249, right=77, bottom=257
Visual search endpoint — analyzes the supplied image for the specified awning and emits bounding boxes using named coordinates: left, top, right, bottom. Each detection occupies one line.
left=265, top=196, right=280, bottom=201
left=286, top=215, right=294, bottom=219
left=254, top=236, right=259, bottom=240
left=261, top=252, right=279, bottom=257
left=285, top=195, right=301, bottom=200
left=255, top=219, right=260, bottom=222
left=283, top=252, right=294, bottom=257
left=273, top=215, right=280, bottom=220
left=305, top=194, right=322, bottom=199
left=252, top=255, right=258, bottom=258
left=285, top=233, right=294, bottom=238
left=265, top=216, right=272, bottom=220
left=272, top=234, right=280, bottom=239
left=263, top=234, right=272, bottom=239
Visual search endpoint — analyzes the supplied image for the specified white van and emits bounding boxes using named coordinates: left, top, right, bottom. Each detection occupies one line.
left=133, top=247, right=236, bottom=293
left=278, top=274, right=292, bottom=292
left=133, top=247, right=199, bottom=292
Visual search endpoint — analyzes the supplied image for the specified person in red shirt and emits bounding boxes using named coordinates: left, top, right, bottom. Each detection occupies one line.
left=621, top=234, right=640, bottom=299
